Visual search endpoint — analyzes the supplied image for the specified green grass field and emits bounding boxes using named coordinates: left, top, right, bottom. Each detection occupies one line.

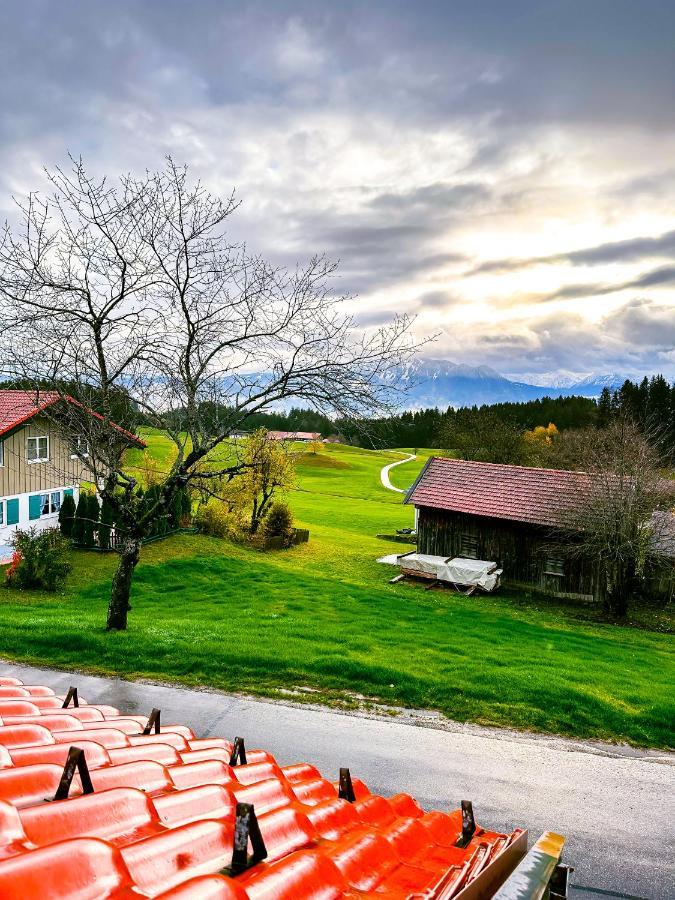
left=0, top=438, right=673, bottom=748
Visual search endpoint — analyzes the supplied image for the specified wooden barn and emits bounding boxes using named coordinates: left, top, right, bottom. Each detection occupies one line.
left=405, top=457, right=603, bottom=599
left=405, top=457, right=675, bottom=601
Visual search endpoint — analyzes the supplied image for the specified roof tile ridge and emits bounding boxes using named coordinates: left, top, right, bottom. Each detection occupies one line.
left=429, top=455, right=591, bottom=478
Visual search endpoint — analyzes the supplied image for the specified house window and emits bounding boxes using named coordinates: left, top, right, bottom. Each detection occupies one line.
left=545, top=556, right=565, bottom=577
left=0, top=440, right=4, bottom=466
left=70, top=435, right=89, bottom=459
left=460, top=534, right=478, bottom=559
left=0, top=500, right=4, bottom=525
left=27, top=436, right=49, bottom=463
left=29, top=491, right=65, bottom=522
left=39, top=492, right=61, bottom=518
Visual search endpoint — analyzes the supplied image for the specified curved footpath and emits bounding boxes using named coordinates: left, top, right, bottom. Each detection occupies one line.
left=1, top=661, right=671, bottom=900
left=380, top=452, right=416, bottom=493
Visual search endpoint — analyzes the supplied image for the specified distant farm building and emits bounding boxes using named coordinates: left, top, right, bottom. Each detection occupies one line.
left=405, top=457, right=675, bottom=601
left=267, top=431, right=322, bottom=442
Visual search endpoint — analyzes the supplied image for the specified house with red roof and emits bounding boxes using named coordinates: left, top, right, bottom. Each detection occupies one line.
left=0, top=390, right=144, bottom=550
left=405, top=456, right=675, bottom=601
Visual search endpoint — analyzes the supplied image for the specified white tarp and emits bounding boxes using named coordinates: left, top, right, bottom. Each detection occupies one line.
left=398, top=553, right=502, bottom=591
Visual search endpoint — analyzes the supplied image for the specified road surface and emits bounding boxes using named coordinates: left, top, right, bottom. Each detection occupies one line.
left=1, top=662, right=672, bottom=899
left=380, top=452, right=416, bottom=493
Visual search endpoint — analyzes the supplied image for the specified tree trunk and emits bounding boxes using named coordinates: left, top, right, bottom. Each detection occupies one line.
left=107, top=538, right=141, bottom=631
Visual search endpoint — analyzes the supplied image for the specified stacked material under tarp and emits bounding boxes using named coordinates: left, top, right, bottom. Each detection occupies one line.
left=398, top=553, right=502, bottom=591
left=0, top=674, right=566, bottom=898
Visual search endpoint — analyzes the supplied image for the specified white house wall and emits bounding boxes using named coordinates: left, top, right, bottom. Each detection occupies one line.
left=0, top=484, right=80, bottom=547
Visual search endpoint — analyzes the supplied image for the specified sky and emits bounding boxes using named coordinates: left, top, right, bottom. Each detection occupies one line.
left=0, top=0, right=674, bottom=383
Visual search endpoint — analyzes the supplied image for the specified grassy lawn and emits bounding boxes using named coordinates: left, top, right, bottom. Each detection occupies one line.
left=0, top=440, right=673, bottom=749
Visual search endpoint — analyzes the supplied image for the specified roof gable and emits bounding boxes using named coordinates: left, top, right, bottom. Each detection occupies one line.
left=0, top=390, right=145, bottom=447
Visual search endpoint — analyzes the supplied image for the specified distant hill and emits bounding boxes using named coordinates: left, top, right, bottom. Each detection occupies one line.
left=385, top=358, right=625, bottom=409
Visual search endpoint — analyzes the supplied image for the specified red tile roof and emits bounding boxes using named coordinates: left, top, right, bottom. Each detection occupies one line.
left=405, top=457, right=590, bottom=528
left=267, top=431, right=322, bottom=441
left=0, top=390, right=145, bottom=447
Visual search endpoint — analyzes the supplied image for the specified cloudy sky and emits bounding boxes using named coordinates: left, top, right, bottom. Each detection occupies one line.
left=1, top=0, right=674, bottom=382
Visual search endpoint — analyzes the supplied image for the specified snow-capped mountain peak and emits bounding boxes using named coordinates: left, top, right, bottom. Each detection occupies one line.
left=390, top=359, right=625, bottom=408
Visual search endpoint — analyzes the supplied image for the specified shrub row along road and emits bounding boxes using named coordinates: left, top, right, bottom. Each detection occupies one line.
left=380, top=451, right=416, bottom=493
left=2, top=662, right=671, bottom=900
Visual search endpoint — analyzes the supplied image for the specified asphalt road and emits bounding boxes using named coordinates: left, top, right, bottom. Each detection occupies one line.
left=1, top=662, right=673, bottom=899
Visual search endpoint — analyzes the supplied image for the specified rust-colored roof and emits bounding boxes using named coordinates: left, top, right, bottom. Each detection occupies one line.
left=0, top=390, right=145, bottom=447
left=405, top=457, right=589, bottom=528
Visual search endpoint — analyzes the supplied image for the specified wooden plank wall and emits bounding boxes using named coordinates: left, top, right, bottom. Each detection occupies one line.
left=417, top=506, right=599, bottom=599
left=0, top=416, right=87, bottom=497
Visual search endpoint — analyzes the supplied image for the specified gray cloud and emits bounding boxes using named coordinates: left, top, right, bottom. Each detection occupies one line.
left=369, top=182, right=489, bottom=213
left=525, top=264, right=675, bottom=305
left=603, top=299, right=675, bottom=346
left=473, top=230, right=675, bottom=275
left=0, top=0, right=674, bottom=380
left=416, top=290, right=462, bottom=310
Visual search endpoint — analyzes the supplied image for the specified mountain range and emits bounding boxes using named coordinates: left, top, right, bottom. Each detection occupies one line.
left=387, top=358, right=625, bottom=409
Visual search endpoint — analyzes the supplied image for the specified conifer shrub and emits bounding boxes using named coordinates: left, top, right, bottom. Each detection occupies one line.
left=71, top=493, right=87, bottom=545
left=263, top=503, right=294, bottom=547
left=58, top=493, right=76, bottom=538
left=81, top=493, right=100, bottom=549
left=99, top=498, right=115, bottom=550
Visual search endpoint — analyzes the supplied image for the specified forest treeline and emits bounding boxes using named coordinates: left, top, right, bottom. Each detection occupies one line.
left=231, top=376, right=674, bottom=448
left=218, top=375, right=675, bottom=466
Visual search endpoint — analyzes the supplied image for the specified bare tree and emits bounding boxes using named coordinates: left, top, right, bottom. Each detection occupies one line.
left=0, top=158, right=415, bottom=630
left=550, top=420, right=675, bottom=617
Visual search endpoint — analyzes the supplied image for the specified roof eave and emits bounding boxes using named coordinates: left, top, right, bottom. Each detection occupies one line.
left=403, top=455, right=435, bottom=505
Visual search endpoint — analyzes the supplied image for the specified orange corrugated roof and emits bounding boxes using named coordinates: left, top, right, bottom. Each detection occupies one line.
left=0, top=674, right=527, bottom=898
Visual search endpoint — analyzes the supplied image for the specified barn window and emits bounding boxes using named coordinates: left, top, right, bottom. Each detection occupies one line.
left=544, top=556, right=565, bottom=577
left=460, top=534, right=478, bottom=558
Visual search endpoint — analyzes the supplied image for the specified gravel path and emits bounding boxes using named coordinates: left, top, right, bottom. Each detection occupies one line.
left=380, top=451, right=416, bottom=493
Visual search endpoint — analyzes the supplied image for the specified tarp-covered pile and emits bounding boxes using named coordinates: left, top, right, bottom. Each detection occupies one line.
left=398, top=554, right=502, bottom=591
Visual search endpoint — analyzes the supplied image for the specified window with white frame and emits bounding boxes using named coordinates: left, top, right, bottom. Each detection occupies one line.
left=27, top=436, right=49, bottom=463
left=39, top=492, right=61, bottom=517
left=0, top=500, right=4, bottom=525
left=70, top=435, right=89, bottom=459
left=0, top=440, right=4, bottom=466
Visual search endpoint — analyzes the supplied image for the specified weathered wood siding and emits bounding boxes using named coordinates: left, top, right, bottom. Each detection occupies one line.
left=0, top=416, right=88, bottom=496
left=417, top=506, right=599, bottom=598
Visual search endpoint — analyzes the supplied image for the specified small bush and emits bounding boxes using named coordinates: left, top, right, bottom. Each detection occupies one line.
left=195, top=503, right=245, bottom=540
left=264, top=503, right=294, bottom=547
left=195, top=503, right=231, bottom=538
left=6, top=528, right=71, bottom=592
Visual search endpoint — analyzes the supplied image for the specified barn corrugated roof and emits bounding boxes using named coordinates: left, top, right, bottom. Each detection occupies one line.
left=404, top=456, right=589, bottom=528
